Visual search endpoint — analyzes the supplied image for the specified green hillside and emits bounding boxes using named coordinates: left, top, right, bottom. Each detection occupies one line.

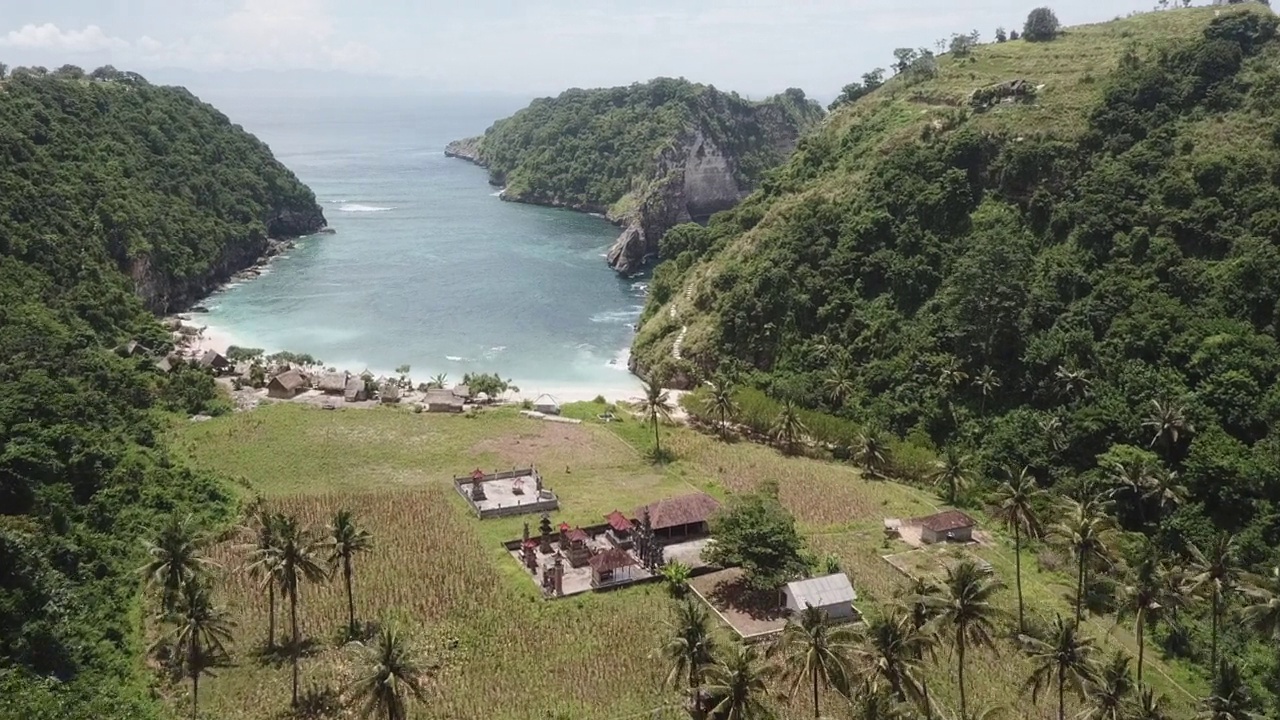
left=0, top=65, right=322, bottom=718
left=635, top=4, right=1280, bottom=703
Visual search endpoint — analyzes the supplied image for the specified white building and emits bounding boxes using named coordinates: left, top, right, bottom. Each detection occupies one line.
left=532, top=393, right=561, bottom=415
left=781, top=573, right=860, bottom=622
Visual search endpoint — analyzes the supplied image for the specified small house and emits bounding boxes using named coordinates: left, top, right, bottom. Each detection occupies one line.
left=380, top=381, right=402, bottom=404
left=633, top=493, right=721, bottom=540
left=589, top=547, right=636, bottom=587
left=267, top=369, right=307, bottom=399
left=911, top=510, right=976, bottom=544
left=154, top=356, right=176, bottom=374
left=344, top=376, right=367, bottom=402
left=318, top=372, right=347, bottom=395
left=451, top=384, right=471, bottom=402
left=198, top=350, right=230, bottom=374
left=532, top=393, right=561, bottom=415
left=424, top=389, right=463, bottom=413
left=116, top=340, right=151, bottom=358
left=782, top=573, right=859, bottom=622
left=604, top=510, right=634, bottom=549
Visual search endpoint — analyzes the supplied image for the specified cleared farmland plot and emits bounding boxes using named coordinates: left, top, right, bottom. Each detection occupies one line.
left=170, top=402, right=1204, bottom=719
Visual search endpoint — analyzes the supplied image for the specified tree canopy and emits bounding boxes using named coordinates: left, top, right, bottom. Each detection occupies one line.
left=703, top=490, right=808, bottom=591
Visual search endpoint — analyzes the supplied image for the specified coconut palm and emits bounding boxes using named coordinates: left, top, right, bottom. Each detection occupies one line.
left=851, top=681, right=912, bottom=720
left=1143, top=467, right=1186, bottom=524
left=1134, top=686, right=1172, bottom=720
left=239, top=504, right=283, bottom=650
left=660, top=561, right=693, bottom=598
left=1142, top=398, right=1193, bottom=458
left=157, top=577, right=234, bottom=720
left=1240, top=566, right=1280, bottom=643
left=1198, top=660, right=1262, bottom=720
left=1039, top=415, right=1068, bottom=455
left=1020, top=614, right=1098, bottom=720
left=326, top=509, right=374, bottom=638
left=1155, top=561, right=1191, bottom=631
left=930, top=448, right=970, bottom=505
left=656, top=598, right=717, bottom=708
left=974, top=366, right=1000, bottom=415
left=988, top=465, right=1045, bottom=633
left=1187, top=532, right=1242, bottom=670
left=937, top=357, right=969, bottom=391
left=824, top=358, right=858, bottom=409
left=772, top=400, right=808, bottom=455
left=141, top=513, right=215, bottom=617
left=899, top=577, right=946, bottom=715
left=638, top=374, right=674, bottom=458
left=347, top=623, right=429, bottom=720
left=1118, top=550, right=1162, bottom=683
left=1050, top=496, right=1115, bottom=626
left=770, top=605, right=859, bottom=718
left=854, top=430, right=891, bottom=478
left=428, top=372, right=448, bottom=389
left=1079, top=650, right=1135, bottom=720
left=927, top=559, right=1004, bottom=720
left=1054, top=365, right=1091, bottom=403
left=702, top=643, right=772, bottom=720
left=1105, top=458, right=1155, bottom=526
left=274, top=514, right=329, bottom=707
left=852, top=606, right=935, bottom=710
left=706, top=375, right=738, bottom=440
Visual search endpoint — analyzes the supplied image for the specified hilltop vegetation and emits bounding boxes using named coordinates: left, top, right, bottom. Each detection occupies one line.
left=635, top=3, right=1280, bottom=703
left=0, top=65, right=323, bottom=717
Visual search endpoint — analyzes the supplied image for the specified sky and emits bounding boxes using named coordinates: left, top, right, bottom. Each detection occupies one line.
left=0, top=0, right=1167, bottom=100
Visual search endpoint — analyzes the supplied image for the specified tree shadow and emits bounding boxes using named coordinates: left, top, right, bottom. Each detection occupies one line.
left=332, top=618, right=382, bottom=646
left=251, top=637, right=325, bottom=667
left=275, top=684, right=341, bottom=719
left=709, top=577, right=788, bottom=622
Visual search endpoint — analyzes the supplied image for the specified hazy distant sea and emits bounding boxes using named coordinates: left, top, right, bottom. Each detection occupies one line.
left=196, top=93, right=643, bottom=400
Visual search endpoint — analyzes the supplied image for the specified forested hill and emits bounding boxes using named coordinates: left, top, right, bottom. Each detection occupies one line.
left=0, top=65, right=317, bottom=718
left=445, top=78, right=825, bottom=274
left=0, top=65, right=326, bottom=313
left=640, top=2, right=1280, bottom=639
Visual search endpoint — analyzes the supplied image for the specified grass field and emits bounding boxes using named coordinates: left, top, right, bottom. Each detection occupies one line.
left=169, top=401, right=1207, bottom=719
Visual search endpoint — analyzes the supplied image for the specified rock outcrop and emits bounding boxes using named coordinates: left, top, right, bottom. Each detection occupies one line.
left=445, top=136, right=486, bottom=166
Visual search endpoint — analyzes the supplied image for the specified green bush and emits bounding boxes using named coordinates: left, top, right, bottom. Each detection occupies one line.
left=1023, top=7, right=1061, bottom=42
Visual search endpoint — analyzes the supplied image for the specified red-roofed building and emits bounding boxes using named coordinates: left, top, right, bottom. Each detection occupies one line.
left=560, top=525, right=592, bottom=567
left=634, top=493, right=721, bottom=539
left=605, top=510, right=634, bottom=548
left=589, top=547, right=636, bottom=587
left=909, top=510, right=976, bottom=544
left=470, top=468, right=485, bottom=481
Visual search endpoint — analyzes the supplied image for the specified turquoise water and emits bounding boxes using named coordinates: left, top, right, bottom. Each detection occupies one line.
left=199, top=94, right=642, bottom=399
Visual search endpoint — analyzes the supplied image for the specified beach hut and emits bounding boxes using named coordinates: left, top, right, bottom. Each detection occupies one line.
left=424, top=389, right=463, bottom=413
left=532, top=394, right=561, bottom=415
left=197, top=350, right=231, bottom=374
left=267, top=369, right=307, bottom=399
left=380, top=380, right=402, bottom=404
left=115, top=340, right=151, bottom=358
left=318, top=372, right=347, bottom=395
left=153, top=356, right=177, bottom=374
left=451, top=384, right=471, bottom=402
left=344, top=376, right=367, bottom=402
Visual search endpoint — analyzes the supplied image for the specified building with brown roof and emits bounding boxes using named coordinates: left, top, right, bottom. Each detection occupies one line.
left=634, top=493, right=721, bottom=540
left=589, top=547, right=636, bottom=587
left=318, top=372, right=347, bottom=395
left=267, top=369, right=308, bottom=399
left=910, top=510, right=976, bottom=544
left=198, top=350, right=231, bottom=374
left=604, top=510, right=634, bottom=548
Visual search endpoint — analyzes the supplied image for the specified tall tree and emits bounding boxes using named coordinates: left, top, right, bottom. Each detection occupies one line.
left=1187, top=533, right=1242, bottom=671
left=703, top=492, right=808, bottom=592
left=274, top=515, right=329, bottom=707
left=931, top=448, right=970, bottom=505
left=141, top=513, right=215, bottom=618
left=772, top=400, right=808, bottom=455
left=706, top=375, right=738, bottom=440
left=1143, top=467, right=1186, bottom=526
left=1105, top=457, right=1155, bottom=527
left=852, top=606, right=935, bottom=712
left=769, top=605, right=858, bottom=718
left=1240, top=566, right=1280, bottom=644
left=326, top=509, right=374, bottom=638
left=823, top=356, right=857, bottom=409
left=1050, top=496, right=1115, bottom=626
left=1134, top=686, right=1172, bottom=720
left=240, top=505, right=283, bottom=650
left=1020, top=614, right=1098, bottom=720
left=1080, top=650, right=1135, bottom=720
left=988, top=465, right=1045, bottom=633
left=854, top=430, right=891, bottom=478
left=656, top=598, right=717, bottom=711
left=1198, top=660, right=1262, bottom=720
left=347, top=623, right=429, bottom=720
left=1142, top=398, right=1193, bottom=460
left=702, top=643, right=773, bottom=720
left=638, top=374, right=674, bottom=458
left=927, top=559, right=1003, bottom=720
left=157, top=577, right=234, bottom=720
left=974, top=366, right=1001, bottom=416
left=1119, top=550, right=1162, bottom=684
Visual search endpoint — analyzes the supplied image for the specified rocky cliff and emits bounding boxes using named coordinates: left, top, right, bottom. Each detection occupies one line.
left=444, top=79, right=824, bottom=275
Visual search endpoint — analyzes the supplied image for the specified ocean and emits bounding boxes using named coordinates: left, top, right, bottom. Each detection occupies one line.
left=196, top=93, right=643, bottom=401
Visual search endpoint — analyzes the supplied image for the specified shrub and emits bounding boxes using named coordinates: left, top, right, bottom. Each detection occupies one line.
left=1023, top=7, right=1061, bottom=42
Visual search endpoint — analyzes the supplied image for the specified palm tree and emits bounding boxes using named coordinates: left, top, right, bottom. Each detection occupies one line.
left=1198, top=660, right=1261, bottom=720
left=928, top=559, right=1003, bottom=720
left=428, top=372, right=448, bottom=389
left=347, top=623, right=429, bottom=720
left=656, top=599, right=717, bottom=710
left=772, top=400, right=807, bottom=455
left=937, top=357, right=969, bottom=391
left=1039, top=415, right=1068, bottom=455
left=706, top=375, right=738, bottom=440
left=1050, top=496, right=1115, bottom=626
left=854, top=430, right=891, bottom=478
left=851, top=681, right=912, bottom=720
left=638, top=374, right=674, bottom=458
left=1134, top=686, right=1172, bottom=720
left=141, top=513, right=215, bottom=617
left=157, top=577, right=234, bottom=720
left=1143, top=467, right=1186, bottom=524
left=1240, top=566, right=1280, bottom=643
left=1079, top=650, right=1134, bottom=720
left=1054, top=365, right=1092, bottom=403
left=702, top=643, right=772, bottom=720
left=1118, top=550, right=1162, bottom=683
left=1142, top=398, right=1193, bottom=458
left=1105, top=458, right=1154, bottom=526
left=274, top=514, right=329, bottom=707
left=1187, top=532, right=1242, bottom=670
left=899, top=577, right=946, bottom=715
left=240, top=505, right=283, bottom=650
left=988, top=465, right=1045, bottom=633
left=852, top=606, right=935, bottom=710
left=770, top=605, right=858, bottom=718
left=931, top=448, right=970, bottom=505
left=974, top=366, right=1000, bottom=415
left=660, top=561, right=693, bottom=598
left=326, top=509, right=374, bottom=638
left=824, top=358, right=858, bottom=409
left=1020, top=614, right=1098, bottom=720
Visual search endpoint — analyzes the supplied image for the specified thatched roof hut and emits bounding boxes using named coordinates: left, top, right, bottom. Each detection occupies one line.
left=318, top=372, right=347, bottom=395
left=344, top=376, right=367, bottom=402
left=198, top=350, right=230, bottom=372
left=267, top=369, right=308, bottom=399
left=424, top=389, right=463, bottom=413
left=379, top=380, right=402, bottom=404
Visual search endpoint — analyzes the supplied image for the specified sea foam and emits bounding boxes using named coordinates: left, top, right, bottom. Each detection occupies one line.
left=336, top=203, right=395, bottom=213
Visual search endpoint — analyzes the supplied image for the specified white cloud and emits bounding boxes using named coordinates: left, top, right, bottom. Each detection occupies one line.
left=0, top=23, right=129, bottom=52
left=213, top=0, right=379, bottom=71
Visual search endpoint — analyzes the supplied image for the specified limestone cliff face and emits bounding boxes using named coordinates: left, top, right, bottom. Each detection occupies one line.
left=444, top=136, right=487, bottom=168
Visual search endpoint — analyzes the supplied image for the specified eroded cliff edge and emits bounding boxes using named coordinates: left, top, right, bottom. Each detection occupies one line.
left=444, top=79, right=823, bottom=275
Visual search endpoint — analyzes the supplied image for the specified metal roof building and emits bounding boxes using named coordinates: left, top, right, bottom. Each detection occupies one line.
left=781, top=573, right=860, bottom=621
